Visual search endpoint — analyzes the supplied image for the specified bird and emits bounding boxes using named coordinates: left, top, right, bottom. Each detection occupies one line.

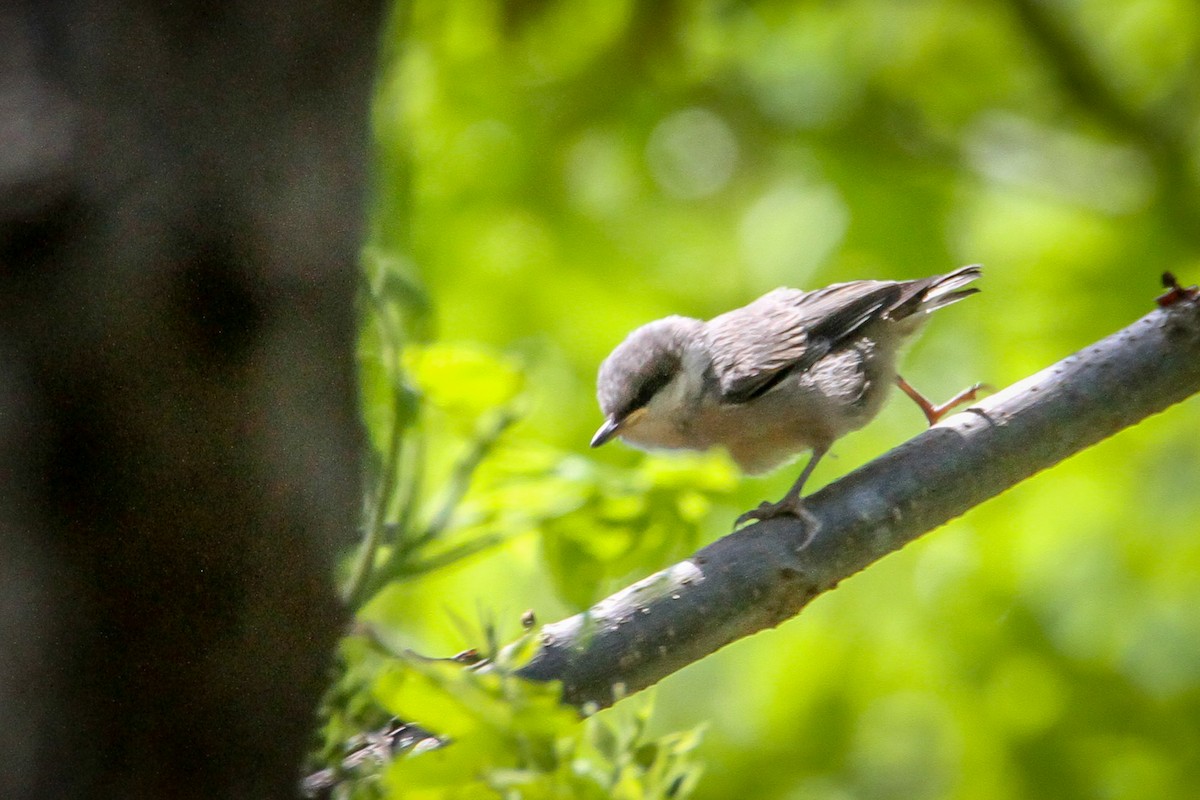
left=590, top=266, right=983, bottom=526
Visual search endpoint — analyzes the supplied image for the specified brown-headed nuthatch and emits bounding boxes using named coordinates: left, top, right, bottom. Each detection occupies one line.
left=591, top=266, right=983, bottom=526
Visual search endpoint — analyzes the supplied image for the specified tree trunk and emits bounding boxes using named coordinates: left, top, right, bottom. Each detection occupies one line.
left=0, top=2, right=380, bottom=797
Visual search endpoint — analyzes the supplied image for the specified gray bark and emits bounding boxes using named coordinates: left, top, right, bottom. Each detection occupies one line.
left=516, top=297, right=1200, bottom=707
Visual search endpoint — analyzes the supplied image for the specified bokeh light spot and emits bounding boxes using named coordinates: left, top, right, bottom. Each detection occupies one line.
left=646, top=107, right=738, bottom=200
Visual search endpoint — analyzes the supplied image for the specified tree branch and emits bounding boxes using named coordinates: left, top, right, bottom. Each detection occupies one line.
left=515, top=291, right=1200, bottom=707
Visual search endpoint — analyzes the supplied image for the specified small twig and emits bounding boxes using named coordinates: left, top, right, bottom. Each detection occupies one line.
left=357, top=409, right=519, bottom=601
left=344, top=275, right=419, bottom=608
left=412, top=409, right=519, bottom=549
left=394, top=531, right=510, bottom=579
left=302, top=718, right=446, bottom=799
left=389, top=425, right=425, bottom=545
left=343, top=384, right=413, bottom=608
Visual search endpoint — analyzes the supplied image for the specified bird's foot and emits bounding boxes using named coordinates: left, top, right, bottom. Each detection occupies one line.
left=897, top=376, right=992, bottom=426
left=925, top=381, right=993, bottom=424
left=735, top=496, right=806, bottom=528
left=735, top=496, right=820, bottom=546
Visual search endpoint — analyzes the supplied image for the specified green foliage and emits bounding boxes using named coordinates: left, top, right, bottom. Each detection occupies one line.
left=314, top=610, right=704, bottom=799
left=319, top=0, right=1200, bottom=798
left=488, top=449, right=735, bottom=609
left=321, top=238, right=716, bottom=797
left=375, top=655, right=702, bottom=799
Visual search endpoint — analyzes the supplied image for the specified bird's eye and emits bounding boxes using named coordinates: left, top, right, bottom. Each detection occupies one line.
left=623, top=368, right=673, bottom=417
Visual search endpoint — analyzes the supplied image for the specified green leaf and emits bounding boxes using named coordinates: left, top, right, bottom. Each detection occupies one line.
left=405, top=343, right=524, bottom=424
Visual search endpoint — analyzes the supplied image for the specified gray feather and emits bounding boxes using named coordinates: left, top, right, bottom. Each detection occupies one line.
left=703, top=282, right=892, bottom=403
left=703, top=268, right=980, bottom=404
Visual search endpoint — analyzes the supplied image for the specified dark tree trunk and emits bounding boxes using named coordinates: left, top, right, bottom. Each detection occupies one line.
left=0, top=2, right=381, bottom=797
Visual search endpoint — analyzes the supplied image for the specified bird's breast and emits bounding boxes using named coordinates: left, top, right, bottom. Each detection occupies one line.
left=691, top=393, right=830, bottom=474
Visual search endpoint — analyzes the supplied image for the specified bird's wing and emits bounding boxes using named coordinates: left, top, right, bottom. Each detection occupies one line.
left=705, top=280, right=902, bottom=403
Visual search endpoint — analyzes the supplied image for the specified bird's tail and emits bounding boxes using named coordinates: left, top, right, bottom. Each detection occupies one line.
left=918, top=264, right=982, bottom=312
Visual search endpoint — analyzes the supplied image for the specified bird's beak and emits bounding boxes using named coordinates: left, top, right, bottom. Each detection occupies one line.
left=590, top=415, right=622, bottom=448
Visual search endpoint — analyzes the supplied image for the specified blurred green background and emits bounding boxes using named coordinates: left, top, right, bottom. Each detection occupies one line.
left=337, top=1, right=1200, bottom=798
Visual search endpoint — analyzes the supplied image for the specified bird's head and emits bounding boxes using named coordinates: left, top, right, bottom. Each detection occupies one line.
left=591, top=316, right=702, bottom=448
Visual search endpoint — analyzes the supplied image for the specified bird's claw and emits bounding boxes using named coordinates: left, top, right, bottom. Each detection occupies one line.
left=735, top=498, right=805, bottom=528
left=736, top=497, right=821, bottom=549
